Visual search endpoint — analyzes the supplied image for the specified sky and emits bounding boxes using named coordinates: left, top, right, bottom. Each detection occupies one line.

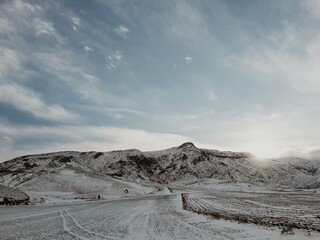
left=1, top=0, right=320, bottom=161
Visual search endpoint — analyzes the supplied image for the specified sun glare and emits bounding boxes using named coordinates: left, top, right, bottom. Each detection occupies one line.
left=241, top=141, right=282, bottom=159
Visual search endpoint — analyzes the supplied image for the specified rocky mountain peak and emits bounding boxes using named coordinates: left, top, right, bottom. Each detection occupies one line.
left=177, top=142, right=197, bottom=150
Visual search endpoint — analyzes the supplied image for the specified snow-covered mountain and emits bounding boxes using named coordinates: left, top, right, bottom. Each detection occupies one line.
left=0, top=142, right=319, bottom=202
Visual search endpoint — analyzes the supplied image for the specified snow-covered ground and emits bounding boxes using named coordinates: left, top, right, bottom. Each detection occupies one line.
left=1, top=193, right=319, bottom=240
left=181, top=190, right=320, bottom=232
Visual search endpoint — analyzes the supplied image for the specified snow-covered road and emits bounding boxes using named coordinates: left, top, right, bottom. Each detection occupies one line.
left=0, top=194, right=318, bottom=240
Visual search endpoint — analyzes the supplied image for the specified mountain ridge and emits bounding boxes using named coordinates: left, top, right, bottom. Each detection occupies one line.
left=0, top=142, right=319, bottom=203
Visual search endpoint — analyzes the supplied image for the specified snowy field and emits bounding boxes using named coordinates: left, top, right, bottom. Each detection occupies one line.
left=1, top=193, right=319, bottom=240
left=182, top=190, right=320, bottom=231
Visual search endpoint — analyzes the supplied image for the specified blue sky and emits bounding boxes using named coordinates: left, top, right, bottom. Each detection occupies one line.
left=1, top=0, right=320, bottom=161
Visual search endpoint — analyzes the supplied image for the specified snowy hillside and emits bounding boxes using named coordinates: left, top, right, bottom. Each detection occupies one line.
left=261, top=157, right=320, bottom=188
left=0, top=142, right=319, bottom=203
left=0, top=151, right=161, bottom=203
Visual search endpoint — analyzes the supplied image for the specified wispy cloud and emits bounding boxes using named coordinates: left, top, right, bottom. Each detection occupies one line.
left=70, top=16, right=80, bottom=31
left=2, top=136, right=12, bottom=142
left=3, top=0, right=41, bottom=14
left=0, top=0, right=111, bottom=105
left=114, top=25, right=129, bottom=38
left=300, top=0, right=320, bottom=19
left=33, top=51, right=107, bottom=103
left=224, top=14, right=320, bottom=95
left=0, top=83, right=78, bottom=122
left=107, top=50, right=123, bottom=61
left=84, top=45, right=93, bottom=52
left=0, top=17, right=14, bottom=34
left=0, top=47, right=23, bottom=78
left=107, top=63, right=117, bottom=70
left=185, top=56, right=193, bottom=64
left=114, top=50, right=123, bottom=60
left=105, top=50, right=124, bottom=70
left=33, top=18, right=64, bottom=43
left=161, top=1, right=218, bottom=50
left=0, top=0, right=63, bottom=44
left=71, top=16, right=80, bottom=25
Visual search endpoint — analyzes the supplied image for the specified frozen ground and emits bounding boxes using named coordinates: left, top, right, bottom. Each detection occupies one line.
left=182, top=190, right=320, bottom=231
left=0, top=193, right=319, bottom=240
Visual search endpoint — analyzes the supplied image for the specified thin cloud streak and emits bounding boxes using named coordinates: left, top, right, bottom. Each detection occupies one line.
left=0, top=83, right=78, bottom=122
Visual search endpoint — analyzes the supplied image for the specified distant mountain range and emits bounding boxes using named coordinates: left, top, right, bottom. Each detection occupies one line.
left=0, top=142, right=319, bottom=204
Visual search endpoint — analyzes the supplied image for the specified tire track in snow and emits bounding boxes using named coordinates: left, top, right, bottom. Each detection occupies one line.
left=65, top=210, right=121, bottom=240
left=60, top=210, right=120, bottom=240
left=83, top=200, right=140, bottom=230
left=60, top=210, right=88, bottom=240
left=84, top=201, right=145, bottom=237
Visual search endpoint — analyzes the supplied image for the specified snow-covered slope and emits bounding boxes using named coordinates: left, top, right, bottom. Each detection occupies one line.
left=0, top=142, right=319, bottom=202
left=261, top=157, right=320, bottom=188
left=0, top=151, right=161, bottom=203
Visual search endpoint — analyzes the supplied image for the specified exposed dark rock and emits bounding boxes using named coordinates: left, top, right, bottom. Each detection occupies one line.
left=0, top=184, right=29, bottom=205
left=93, top=152, right=103, bottom=159
left=177, top=142, right=196, bottom=150
left=23, top=162, right=38, bottom=169
left=58, top=156, right=73, bottom=163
